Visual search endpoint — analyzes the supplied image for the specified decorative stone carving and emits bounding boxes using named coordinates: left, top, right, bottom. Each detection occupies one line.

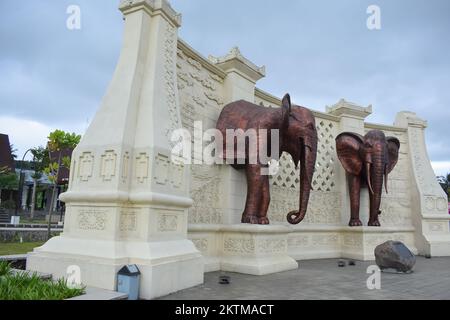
left=135, top=153, right=149, bottom=184
left=121, top=152, right=130, bottom=183
left=78, top=209, right=107, bottom=231
left=223, top=237, right=255, bottom=254
left=192, top=239, right=208, bottom=252
left=189, top=166, right=222, bottom=224
left=163, top=22, right=181, bottom=144
left=158, top=214, right=179, bottom=232
left=154, top=154, right=170, bottom=185
left=187, top=57, right=202, bottom=70
left=120, top=210, right=138, bottom=232
left=170, top=163, right=184, bottom=189
left=100, top=151, right=117, bottom=181
left=343, top=234, right=363, bottom=248
left=78, top=152, right=94, bottom=182
left=429, top=223, right=445, bottom=233
left=204, top=91, right=223, bottom=105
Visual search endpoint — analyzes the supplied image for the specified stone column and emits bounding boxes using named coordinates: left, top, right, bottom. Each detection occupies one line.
left=27, top=0, right=204, bottom=300
left=395, top=112, right=450, bottom=256
left=209, top=47, right=266, bottom=224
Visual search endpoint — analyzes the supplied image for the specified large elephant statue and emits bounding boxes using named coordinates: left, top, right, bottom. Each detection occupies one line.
left=216, top=94, right=318, bottom=225
left=335, top=130, right=400, bottom=227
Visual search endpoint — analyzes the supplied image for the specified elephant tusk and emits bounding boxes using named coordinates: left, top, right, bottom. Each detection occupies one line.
left=366, top=162, right=374, bottom=195
left=384, top=171, right=389, bottom=194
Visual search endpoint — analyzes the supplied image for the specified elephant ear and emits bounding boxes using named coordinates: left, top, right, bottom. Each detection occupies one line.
left=281, top=93, right=292, bottom=125
left=335, top=132, right=364, bottom=176
left=386, top=137, right=400, bottom=174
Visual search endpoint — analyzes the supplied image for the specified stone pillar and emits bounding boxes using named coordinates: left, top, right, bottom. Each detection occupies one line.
left=395, top=112, right=450, bottom=256
left=327, top=99, right=372, bottom=226
left=209, top=47, right=266, bottom=224
left=27, top=0, right=204, bottom=300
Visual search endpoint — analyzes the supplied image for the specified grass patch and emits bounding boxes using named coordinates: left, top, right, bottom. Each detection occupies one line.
left=0, top=242, right=44, bottom=256
left=19, top=218, right=48, bottom=225
left=0, top=261, right=85, bottom=300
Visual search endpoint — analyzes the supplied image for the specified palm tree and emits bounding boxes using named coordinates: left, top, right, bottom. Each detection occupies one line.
left=29, top=147, right=49, bottom=219
left=9, top=144, right=18, bottom=160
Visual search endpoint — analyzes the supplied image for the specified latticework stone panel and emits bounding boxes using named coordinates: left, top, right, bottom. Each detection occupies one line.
left=270, top=118, right=339, bottom=193
left=314, top=119, right=338, bottom=192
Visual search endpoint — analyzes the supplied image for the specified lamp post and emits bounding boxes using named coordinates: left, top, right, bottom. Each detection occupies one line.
left=15, top=149, right=32, bottom=216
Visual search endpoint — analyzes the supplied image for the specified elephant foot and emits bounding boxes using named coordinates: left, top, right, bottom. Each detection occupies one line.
left=349, top=218, right=363, bottom=227
left=368, top=219, right=381, bottom=227
left=242, top=214, right=259, bottom=225
left=258, top=217, right=270, bottom=225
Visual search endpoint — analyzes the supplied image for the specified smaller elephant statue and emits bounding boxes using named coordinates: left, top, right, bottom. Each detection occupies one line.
left=336, top=130, right=400, bottom=227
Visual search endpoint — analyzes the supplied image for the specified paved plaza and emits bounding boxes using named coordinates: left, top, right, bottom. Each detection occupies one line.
left=160, top=257, right=450, bottom=300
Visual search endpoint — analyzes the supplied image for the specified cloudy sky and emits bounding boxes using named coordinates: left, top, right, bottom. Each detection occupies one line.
left=0, top=0, right=449, bottom=175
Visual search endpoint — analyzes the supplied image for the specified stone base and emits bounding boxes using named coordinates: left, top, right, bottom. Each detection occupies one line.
left=288, top=225, right=418, bottom=261
left=189, top=224, right=298, bottom=275
left=190, top=224, right=420, bottom=266
left=27, top=235, right=204, bottom=300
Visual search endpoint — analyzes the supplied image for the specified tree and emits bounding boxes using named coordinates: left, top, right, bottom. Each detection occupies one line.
left=438, top=173, right=450, bottom=201
left=0, top=169, right=19, bottom=208
left=9, top=144, right=18, bottom=160
left=44, top=130, right=81, bottom=239
left=29, top=147, right=50, bottom=219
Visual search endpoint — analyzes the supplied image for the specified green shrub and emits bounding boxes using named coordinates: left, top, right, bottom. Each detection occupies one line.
left=0, top=261, right=12, bottom=276
left=0, top=262, right=85, bottom=300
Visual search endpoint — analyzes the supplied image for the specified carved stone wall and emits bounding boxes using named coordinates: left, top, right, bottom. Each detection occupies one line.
left=364, top=127, right=413, bottom=228
left=176, top=38, right=449, bottom=262
left=177, top=42, right=225, bottom=224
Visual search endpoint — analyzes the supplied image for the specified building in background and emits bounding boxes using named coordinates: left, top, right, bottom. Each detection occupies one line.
left=0, top=134, right=14, bottom=172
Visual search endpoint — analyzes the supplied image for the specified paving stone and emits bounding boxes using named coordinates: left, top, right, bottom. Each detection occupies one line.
left=159, top=257, right=450, bottom=300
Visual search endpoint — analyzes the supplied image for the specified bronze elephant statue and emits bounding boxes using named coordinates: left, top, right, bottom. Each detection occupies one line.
left=336, top=130, right=400, bottom=227
left=216, top=94, right=318, bottom=225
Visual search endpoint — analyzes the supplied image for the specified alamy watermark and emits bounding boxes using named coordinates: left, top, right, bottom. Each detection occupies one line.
left=66, top=5, right=81, bottom=30
left=66, top=265, right=82, bottom=289
left=366, top=265, right=381, bottom=290
left=367, top=5, right=381, bottom=30
left=170, top=122, right=283, bottom=175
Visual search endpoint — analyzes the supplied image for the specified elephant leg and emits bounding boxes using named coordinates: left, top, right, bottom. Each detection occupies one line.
left=347, top=174, right=362, bottom=226
left=368, top=193, right=382, bottom=227
left=242, top=165, right=261, bottom=224
left=257, top=172, right=270, bottom=225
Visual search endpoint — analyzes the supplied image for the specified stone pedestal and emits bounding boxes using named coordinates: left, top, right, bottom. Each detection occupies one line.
left=220, top=225, right=298, bottom=275
left=27, top=0, right=204, bottom=300
left=189, top=225, right=298, bottom=275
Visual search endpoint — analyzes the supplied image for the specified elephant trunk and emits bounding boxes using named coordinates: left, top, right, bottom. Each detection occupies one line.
left=287, top=140, right=317, bottom=225
left=370, top=155, right=385, bottom=216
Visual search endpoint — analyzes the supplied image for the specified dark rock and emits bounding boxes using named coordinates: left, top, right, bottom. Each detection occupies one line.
left=375, top=241, right=416, bottom=273
left=348, top=260, right=356, bottom=266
